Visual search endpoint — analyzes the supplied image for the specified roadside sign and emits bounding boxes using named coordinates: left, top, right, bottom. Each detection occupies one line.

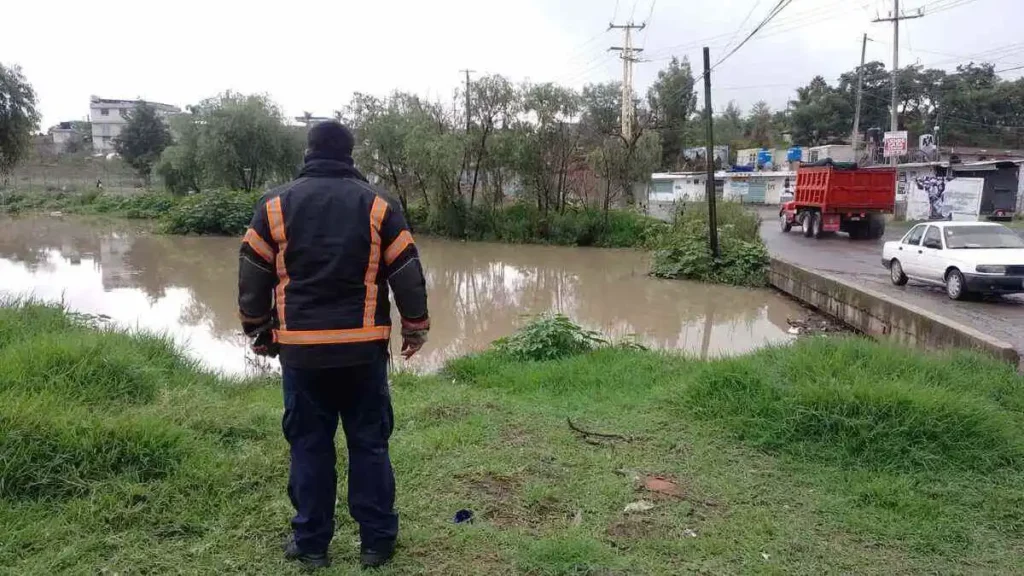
left=883, top=131, right=908, bottom=158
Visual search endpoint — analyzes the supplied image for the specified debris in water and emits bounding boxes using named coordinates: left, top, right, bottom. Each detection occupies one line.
left=453, top=509, right=474, bottom=524
left=623, top=500, right=656, bottom=513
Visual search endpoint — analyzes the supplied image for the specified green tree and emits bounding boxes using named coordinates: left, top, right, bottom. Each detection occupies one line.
left=715, top=101, right=746, bottom=149
left=0, top=64, right=40, bottom=175
left=789, top=76, right=853, bottom=145
left=745, top=101, right=776, bottom=147
left=647, top=56, right=697, bottom=170
left=113, top=102, right=173, bottom=182
left=155, top=92, right=302, bottom=193
left=156, top=111, right=204, bottom=194
left=201, top=92, right=301, bottom=191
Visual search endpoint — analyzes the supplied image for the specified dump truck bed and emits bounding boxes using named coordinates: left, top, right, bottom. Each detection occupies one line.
left=794, top=165, right=896, bottom=214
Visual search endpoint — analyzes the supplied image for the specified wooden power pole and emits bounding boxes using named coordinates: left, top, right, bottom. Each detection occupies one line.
left=702, top=47, right=720, bottom=261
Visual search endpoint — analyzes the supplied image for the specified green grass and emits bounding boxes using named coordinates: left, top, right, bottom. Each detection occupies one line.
left=2, top=302, right=1023, bottom=574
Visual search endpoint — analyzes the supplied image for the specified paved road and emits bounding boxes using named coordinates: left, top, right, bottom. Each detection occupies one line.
left=756, top=208, right=1024, bottom=356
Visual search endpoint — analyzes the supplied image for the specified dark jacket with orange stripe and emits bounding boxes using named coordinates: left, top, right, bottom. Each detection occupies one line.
left=238, top=158, right=428, bottom=368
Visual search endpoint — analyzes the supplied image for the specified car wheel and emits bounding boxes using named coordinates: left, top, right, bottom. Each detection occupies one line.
left=780, top=212, right=792, bottom=233
left=890, top=259, right=908, bottom=286
left=945, top=268, right=968, bottom=300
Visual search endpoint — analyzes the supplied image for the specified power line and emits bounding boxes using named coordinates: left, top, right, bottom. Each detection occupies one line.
left=713, top=0, right=794, bottom=68
left=639, top=0, right=658, bottom=49
left=721, top=0, right=764, bottom=56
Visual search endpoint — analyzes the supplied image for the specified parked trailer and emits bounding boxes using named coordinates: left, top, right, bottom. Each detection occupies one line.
left=779, top=162, right=897, bottom=240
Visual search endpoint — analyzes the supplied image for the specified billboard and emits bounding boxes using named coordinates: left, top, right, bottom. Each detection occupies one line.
left=682, top=145, right=730, bottom=167
left=883, top=131, right=908, bottom=158
left=907, top=176, right=985, bottom=221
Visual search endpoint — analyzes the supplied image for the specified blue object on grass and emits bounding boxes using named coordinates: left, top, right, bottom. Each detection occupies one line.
left=453, top=509, right=474, bottom=524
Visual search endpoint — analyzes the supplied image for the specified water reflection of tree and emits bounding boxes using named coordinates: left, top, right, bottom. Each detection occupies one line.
left=121, top=235, right=239, bottom=335
left=0, top=217, right=109, bottom=270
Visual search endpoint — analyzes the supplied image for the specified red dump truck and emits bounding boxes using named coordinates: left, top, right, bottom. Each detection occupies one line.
left=779, top=161, right=897, bottom=240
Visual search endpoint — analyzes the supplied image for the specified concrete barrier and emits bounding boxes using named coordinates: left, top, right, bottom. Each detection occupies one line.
left=769, top=258, right=1020, bottom=366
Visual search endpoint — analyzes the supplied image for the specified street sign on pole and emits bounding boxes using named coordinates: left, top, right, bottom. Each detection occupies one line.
left=883, top=130, right=908, bottom=158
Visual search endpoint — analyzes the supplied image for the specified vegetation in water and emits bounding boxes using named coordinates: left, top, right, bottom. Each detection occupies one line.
left=2, top=302, right=1023, bottom=574
left=649, top=201, right=770, bottom=287
left=493, top=314, right=607, bottom=361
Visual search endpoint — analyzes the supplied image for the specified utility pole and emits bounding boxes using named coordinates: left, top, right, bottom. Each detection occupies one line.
left=851, top=34, right=869, bottom=160
left=702, top=47, right=720, bottom=261
left=609, top=21, right=645, bottom=140
left=459, top=69, right=475, bottom=132
left=873, top=1, right=923, bottom=166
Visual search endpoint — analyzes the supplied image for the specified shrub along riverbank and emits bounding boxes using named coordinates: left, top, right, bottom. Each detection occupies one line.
left=2, top=303, right=1022, bottom=574
left=0, top=189, right=662, bottom=248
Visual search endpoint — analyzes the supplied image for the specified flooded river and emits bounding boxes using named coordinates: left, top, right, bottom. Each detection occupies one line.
left=0, top=216, right=805, bottom=374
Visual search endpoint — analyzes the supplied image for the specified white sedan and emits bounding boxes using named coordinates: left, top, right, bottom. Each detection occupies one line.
left=882, top=221, right=1024, bottom=300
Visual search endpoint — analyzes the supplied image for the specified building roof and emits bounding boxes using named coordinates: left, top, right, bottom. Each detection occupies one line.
left=89, top=95, right=179, bottom=111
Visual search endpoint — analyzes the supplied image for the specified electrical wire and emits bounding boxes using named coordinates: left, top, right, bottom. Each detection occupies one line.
left=713, top=0, right=794, bottom=68
left=720, top=0, right=764, bottom=56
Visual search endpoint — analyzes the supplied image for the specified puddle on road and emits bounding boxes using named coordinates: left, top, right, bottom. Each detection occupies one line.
left=0, top=215, right=805, bottom=374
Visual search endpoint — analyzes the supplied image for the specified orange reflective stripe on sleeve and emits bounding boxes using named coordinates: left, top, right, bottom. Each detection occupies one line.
left=383, top=230, right=415, bottom=266
left=274, top=326, right=391, bottom=345
left=363, top=197, right=388, bottom=327
left=265, top=197, right=289, bottom=329
left=242, top=228, right=275, bottom=262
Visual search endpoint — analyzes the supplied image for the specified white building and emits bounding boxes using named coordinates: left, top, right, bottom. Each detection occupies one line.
left=722, top=171, right=795, bottom=205
left=805, top=144, right=855, bottom=163
left=647, top=171, right=725, bottom=221
left=89, top=96, right=180, bottom=153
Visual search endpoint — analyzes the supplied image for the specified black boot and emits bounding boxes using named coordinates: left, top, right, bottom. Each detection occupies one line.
left=360, top=540, right=395, bottom=569
left=284, top=538, right=331, bottom=569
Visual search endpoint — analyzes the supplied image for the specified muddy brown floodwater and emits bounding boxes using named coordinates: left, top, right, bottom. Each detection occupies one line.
left=0, top=215, right=806, bottom=374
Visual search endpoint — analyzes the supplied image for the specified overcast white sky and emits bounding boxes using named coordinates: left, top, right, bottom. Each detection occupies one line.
left=4, top=0, right=1022, bottom=128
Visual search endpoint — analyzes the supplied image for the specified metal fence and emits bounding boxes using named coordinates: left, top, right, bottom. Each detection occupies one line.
left=0, top=162, right=145, bottom=196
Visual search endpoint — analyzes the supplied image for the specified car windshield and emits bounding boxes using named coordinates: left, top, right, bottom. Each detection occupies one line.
left=943, top=226, right=1024, bottom=249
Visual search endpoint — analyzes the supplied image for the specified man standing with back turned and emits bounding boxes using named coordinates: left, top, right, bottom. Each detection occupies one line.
left=237, top=121, right=429, bottom=569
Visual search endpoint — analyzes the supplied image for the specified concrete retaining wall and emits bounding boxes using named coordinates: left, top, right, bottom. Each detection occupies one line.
left=769, top=258, right=1020, bottom=366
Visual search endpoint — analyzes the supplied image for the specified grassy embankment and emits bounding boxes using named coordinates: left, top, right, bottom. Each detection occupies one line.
left=2, top=302, right=1023, bottom=574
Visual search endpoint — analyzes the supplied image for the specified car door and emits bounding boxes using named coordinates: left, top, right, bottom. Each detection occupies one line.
left=917, top=225, right=946, bottom=283
left=896, top=224, right=927, bottom=276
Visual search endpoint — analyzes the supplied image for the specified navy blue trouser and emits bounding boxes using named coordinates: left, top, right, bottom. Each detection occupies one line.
left=281, top=359, right=397, bottom=554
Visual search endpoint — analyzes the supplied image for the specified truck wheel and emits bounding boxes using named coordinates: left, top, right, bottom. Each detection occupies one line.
left=780, top=212, right=792, bottom=233
left=945, top=268, right=968, bottom=300
left=866, top=215, right=886, bottom=240
left=890, top=259, right=908, bottom=286
left=802, top=213, right=814, bottom=237
left=811, top=212, right=824, bottom=239
left=846, top=220, right=865, bottom=240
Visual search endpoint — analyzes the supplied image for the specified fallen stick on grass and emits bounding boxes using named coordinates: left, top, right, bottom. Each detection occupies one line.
left=567, top=417, right=632, bottom=442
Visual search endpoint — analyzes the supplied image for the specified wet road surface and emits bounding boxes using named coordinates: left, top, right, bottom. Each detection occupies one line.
left=757, top=207, right=1024, bottom=356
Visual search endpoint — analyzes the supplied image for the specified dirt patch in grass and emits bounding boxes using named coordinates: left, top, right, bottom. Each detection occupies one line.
left=500, top=424, right=531, bottom=447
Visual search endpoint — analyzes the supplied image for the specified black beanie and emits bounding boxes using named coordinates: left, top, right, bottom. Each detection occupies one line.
left=307, top=121, right=355, bottom=163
